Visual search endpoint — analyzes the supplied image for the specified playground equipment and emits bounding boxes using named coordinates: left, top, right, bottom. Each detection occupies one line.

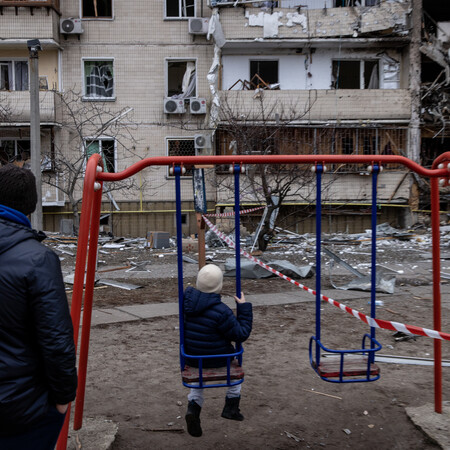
left=174, top=164, right=245, bottom=389
left=56, top=153, right=449, bottom=450
left=309, top=163, right=382, bottom=382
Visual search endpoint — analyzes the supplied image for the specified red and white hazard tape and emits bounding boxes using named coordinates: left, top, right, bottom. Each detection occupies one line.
left=202, top=215, right=450, bottom=342
left=204, top=206, right=265, bottom=218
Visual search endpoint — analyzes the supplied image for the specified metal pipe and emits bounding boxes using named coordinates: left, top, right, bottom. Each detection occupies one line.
left=431, top=176, right=442, bottom=414
left=175, top=167, right=186, bottom=371
left=73, top=184, right=103, bottom=430
left=315, top=165, right=323, bottom=367
left=370, top=164, right=379, bottom=360
left=96, top=154, right=450, bottom=182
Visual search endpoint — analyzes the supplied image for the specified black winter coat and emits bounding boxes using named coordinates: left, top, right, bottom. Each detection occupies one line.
left=0, top=218, right=77, bottom=436
left=183, top=287, right=253, bottom=368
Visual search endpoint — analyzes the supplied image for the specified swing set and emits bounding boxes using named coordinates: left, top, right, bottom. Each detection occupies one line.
left=56, top=152, right=449, bottom=450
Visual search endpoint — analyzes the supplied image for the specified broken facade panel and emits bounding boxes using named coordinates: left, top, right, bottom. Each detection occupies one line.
left=2, top=0, right=448, bottom=237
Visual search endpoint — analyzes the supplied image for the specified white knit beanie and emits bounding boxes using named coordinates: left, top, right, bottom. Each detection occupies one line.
left=196, top=264, right=223, bottom=294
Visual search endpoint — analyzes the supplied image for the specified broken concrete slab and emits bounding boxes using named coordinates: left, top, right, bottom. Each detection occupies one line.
left=67, top=416, right=118, bottom=450
left=405, top=403, right=450, bottom=450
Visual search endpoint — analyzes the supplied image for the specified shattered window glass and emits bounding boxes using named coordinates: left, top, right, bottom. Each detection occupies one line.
left=0, top=140, right=30, bottom=166
left=86, top=139, right=115, bottom=173
left=82, top=0, right=113, bottom=18
left=167, top=60, right=196, bottom=98
left=84, top=60, right=114, bottom=99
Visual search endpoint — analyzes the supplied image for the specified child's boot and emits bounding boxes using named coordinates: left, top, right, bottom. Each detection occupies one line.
left=185, top=400, right=202, bottom=437
left=221, top=396, right=244, bottom=421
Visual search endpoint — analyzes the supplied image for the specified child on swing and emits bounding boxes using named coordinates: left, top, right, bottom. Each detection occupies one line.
left=183, top=264, right=253, bottom=437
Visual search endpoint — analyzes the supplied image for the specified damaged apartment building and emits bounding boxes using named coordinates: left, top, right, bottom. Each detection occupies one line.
left=0, top=0, right=448, bottom=237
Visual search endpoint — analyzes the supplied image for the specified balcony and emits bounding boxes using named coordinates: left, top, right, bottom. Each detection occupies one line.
left=217, top=89, right=411, bottom=123
left=0, top=0, right=60, bottom=43
left=214, top=2, right=411, bottom=47
left=1, top=90, right=60, bottom=124
left=0, top=0, right=59, bottom=11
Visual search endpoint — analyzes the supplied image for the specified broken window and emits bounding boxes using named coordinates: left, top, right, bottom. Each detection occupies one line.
left=165, top=0, right=195, bottom=18
left=167, top=138, right=195, bottom=176
left=167, top=60, right=196, bottom=98
left=85, top=138, right=115, bottom=173
left=82, top=0, right=112, bottom=18
left=332, top=60, right=379, bottom=89
left=0, top=139, right=30, bottom=166
left=84, top=60, right=114, bottom=99
left=0, top=61, right=28, bottom=91
left=249, top=60, right=279, bottom=89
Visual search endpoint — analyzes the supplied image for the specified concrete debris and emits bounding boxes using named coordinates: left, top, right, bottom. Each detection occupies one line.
left=183, top=255, right=198, bottom=264
left=126, top=261, right=152, bottom=272
left=324, top=246, right=396, bottom=294
left=97, top=279, right=143, bottom=290
left=224, top=257, right=313, bottom=279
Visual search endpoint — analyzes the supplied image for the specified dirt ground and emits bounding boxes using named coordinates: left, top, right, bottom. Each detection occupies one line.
left=51, top=230, right=450, bottom=449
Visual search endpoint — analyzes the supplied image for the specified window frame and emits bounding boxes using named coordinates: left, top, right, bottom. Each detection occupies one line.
left=331, top=59, right=380, bottom=90
left=84, top=137, right=116, bottom=173
left=0, top=59, right=29, bottom=91
left=165, top=58, right=197, bottom=99
left=0, top=138, right=31, bottom=166
left=164, top=0, right=196, bottom=20
left=82, top=58, right=115, bottom=101
left=249, top=59, right=279, bottom=89
left=81, top=0, right=114, bottom=20
left=166, top=137, right=196, bottom=178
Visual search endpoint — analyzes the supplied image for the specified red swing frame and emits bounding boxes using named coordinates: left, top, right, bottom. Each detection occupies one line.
left=56, top=152, right=450, bottom=449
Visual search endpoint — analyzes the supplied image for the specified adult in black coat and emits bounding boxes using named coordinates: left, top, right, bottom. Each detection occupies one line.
left=0, top=164, right=77, bottom=450
left=183, top=264, right=252, bottom=437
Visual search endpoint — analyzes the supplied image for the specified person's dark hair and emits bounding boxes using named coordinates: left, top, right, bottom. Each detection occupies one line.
left=0, top=163, right=37, bottom=215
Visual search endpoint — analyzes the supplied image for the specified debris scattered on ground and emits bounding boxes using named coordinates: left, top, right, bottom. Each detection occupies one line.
left=97, top=280, right=143, bottom=290
left=284, top=431, right=303, bottom=442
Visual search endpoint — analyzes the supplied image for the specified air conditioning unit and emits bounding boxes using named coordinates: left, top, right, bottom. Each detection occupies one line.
left=188, top=17, right=209, bottom=35
left=194, top=133, right=213, bottom=155
left=60, top=18, right=84, bottom=34
left=190, top=98, right=207, bottom=114
left=164, top=98, right=186, bottom=114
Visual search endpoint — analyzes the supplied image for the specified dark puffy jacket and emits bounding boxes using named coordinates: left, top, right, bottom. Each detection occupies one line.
left=0, top=217, right=77, bottom=436
left=183, top=286, right=253, bottom=368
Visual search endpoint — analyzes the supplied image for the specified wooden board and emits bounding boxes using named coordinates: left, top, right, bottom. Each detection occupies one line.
left=181, top=360, right=244, bottom=383
left=317, top=357, right=380, bottom=379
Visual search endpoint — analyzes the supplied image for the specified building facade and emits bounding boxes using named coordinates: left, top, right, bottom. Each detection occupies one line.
left=1, top=0, right=448, bottom=237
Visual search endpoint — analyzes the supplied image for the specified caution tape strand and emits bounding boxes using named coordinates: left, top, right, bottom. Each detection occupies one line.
left=202, top=215, right=450, bottom=342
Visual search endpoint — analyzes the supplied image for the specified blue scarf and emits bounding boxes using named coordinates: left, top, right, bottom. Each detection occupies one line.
left=0, top=204, right=31, bottom=228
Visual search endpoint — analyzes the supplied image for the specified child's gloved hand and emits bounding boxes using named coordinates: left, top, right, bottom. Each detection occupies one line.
left=234, top=292, right=246, bottom=304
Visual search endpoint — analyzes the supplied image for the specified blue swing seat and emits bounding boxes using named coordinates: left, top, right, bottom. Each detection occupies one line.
left=309, top=334, right=381, bottom=383
left=181, top=360, right=244, bottom=384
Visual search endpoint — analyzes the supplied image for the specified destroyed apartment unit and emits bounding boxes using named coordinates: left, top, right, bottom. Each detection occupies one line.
left=0, top=0, right=448, bottom=238
left=210, top=0, right=417, bottom=232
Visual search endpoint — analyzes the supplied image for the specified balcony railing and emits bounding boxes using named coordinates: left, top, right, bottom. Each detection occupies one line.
left=0, top=0, right=60, bottom=12
left=217, top=89, right=411, bottom=122
left=1, top=90, right=59, bottom=124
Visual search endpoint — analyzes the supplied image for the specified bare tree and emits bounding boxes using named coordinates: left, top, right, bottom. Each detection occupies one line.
left=214, top=90, right=323, bottom=250
left=42, top=90, right=142, bottom=230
